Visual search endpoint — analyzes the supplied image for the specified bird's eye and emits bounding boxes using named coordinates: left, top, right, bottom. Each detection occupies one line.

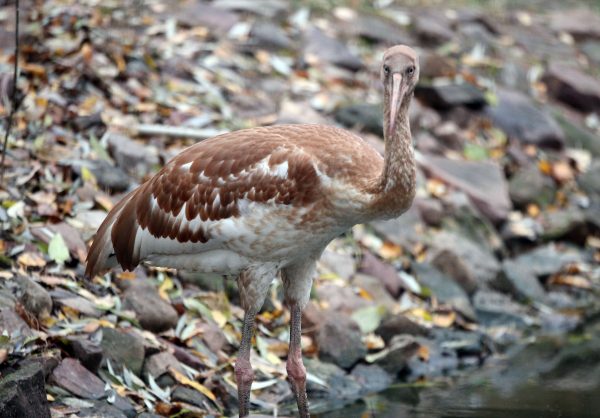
left=383, top=65, right=390, bottom=75
left=406, top=66, right=415, bottom=76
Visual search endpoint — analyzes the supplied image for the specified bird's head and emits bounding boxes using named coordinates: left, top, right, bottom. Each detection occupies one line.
left=381, top=45, right=419, bottom=139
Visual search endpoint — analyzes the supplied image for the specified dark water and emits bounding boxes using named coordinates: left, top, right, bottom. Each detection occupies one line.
left=314, top=325, right=600, bottom=418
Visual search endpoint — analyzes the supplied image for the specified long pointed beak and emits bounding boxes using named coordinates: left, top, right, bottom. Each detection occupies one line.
left=388, top=73, right=405, bottom=139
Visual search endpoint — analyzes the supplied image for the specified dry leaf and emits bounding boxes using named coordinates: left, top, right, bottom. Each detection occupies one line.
left=417, top=345, right=430, bottom=362
left=17, top=252, right=46, bottom=268
left=169, top=367, right=217, bottom=402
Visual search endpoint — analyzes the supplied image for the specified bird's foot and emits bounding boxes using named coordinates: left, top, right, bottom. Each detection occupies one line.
left=287, top=353, right=310, bottom=418
left=235, top=357, right=255, bottom=417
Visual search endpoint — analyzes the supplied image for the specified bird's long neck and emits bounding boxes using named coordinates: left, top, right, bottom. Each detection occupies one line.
left=368, top=94, right=416, bottom=217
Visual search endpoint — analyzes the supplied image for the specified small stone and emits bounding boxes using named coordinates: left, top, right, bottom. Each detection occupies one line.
left=78, top=400, right=128, bottom=418
left=419, top=154, right=512, bottom=223
left=316, top=283, right=370, bottom=314
left=0, top=307, right=33, bottom=338
left=100, top=328, right=145, bottom=376
left=316, top=312, right=366, bottom=369
left=413, top=262, right=476, bottom=320
left=143, top=351, right=185, bottom=388
left=415, top=197, right=444, bottom=227
left=352, top=273, right=397, bottom=309
left=304, top=357, right=362, bottom=400
left=249, top=21, right=292, bottom=50
left=406, top=338, right=458, bottom=380
left=579, top=160, right=600, bottom=198
left=486, top=89, right=565, bottom=148
left=202, top=321, right=229, bottom=354
left=350, top=364, right=392, bottom=394
left=358, top=251, right=403, bottom=297
left=50, top=288, right=102, bottom=318
left=16, top=276, right=52, bottom=318
left=549, top=8, right=600, bottom=40
left=104, top=131, right=159, bottom=178
left=498, top=259, right=548, bottom=303
left=473, top=290, right=531, bottom=328
left=414, top=15, right=454, bottom=45
left=304, top=26, right=363, bottom=72
left=172, top=385, right=212, bottom=408
left=419, top=51, right=456, bottom=79
left=581, top=40, right=600, bottom=66
left=67, top=159, right=131, bottom=192
left=542, top=62, right=600, bottom=113
left=123, top=282, right=178, bottom=333
left=415, top=83, right=486, bottom=110
left=334, top=103, right=383, bottom=136
left=509, top=166, right=556, bottom=207
left=0, top=361, right=50, bottom=418
left=375, top=314, right=429, bottom=344
left=68, top=337, right=103, bottom=374
left=50, top=358, right=105, bottom=400
left=319, top=250, right=356, bottom=280
left=372, top=335, right=420, bottom=375
left=540, top=207, right=587, bottom=243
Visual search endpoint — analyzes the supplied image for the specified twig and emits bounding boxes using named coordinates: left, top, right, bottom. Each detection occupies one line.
left=0, top=0, right=20, bottom=185
left=131, top=124, right=227, bottom=141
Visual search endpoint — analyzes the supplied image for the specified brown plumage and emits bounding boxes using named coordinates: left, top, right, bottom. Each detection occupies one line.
left=86, top=45, right=420, bottom=418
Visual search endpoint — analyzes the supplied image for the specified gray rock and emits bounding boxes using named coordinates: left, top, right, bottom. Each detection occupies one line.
left=579, top=161, right=600, bottom=197
left=473, top=290, right=531, bottom=328
left=486, top=89, right=565, bottom=148
left=549, top=8, right=600, bottom=40
left=498, top=259, right=548, bottom=303
left=123, top=282, right=178, bottom=333
left=67, top=337, right=103, bottom=373
left=415, top=83, right=486, bottom=110
left=340, top=13, right=411, bottom=45
left=316, top=312, right=366, bottom=369
left=67, top=159, right=130, bottom=192
left=358, top=251, right=403, bottom=297
left=16, top=276, right=52, bottom=318
left=419, top=154, right=512, bottom=223
left=430, top=249, right=479, bottom=295
left=542, top=63, right=600, bottom=113
left=406, top=338, right=459, bottom=380
left=173, top=2, right=238, bottom=33
left=375, top=314, right=429, bottom=344
left=553, top=112, right=600, bottom=157
left=334, top=103, right=383, bottom=136
left=249, top=21, right=292, bottom=50
left=50, top=288, right=102, bottom=318
left=427, top=231, right=501, bottom=292
left=509, top=166, right=556, bottom=207
left=172, top=385, right=212, bottom=408
left=350, top=364, right=393, bottom=394
left=304, top=27, right=363, bottom=72
left=415, top=197, right=444, bottom=227
left=100, top=328, right=145, bottom=376
left=104, top=131, right=159, bottom=178
left=304, top=357, right=362, bottom=400
left=316, top=283, right=370, bottom=314
left=319, top=250, right=356, bottom=281
left=419, top=51, right=456, bottom=79
left=0, top=287, right=16, bottom=310
left=143, top=351, right=185, bottom=388
left=581, top=40, right=600, bottom=66
left=371, top=205, right=424, bottom=248
left=78, top=400, right=128, bottom=418
left=372, top=335, right=420, bottom=375
left=351, top=273, right=396, bottom=310
left=0, top=361, right=50, bottom=418
left=413, top=262, right=476, bottom=320
left=50, top=358, right=105, bottom=400
left=0, top=307, right=33, bottom=338
left=414, top=15, right=454, bottom=45
left=540, top=207, right=587, bottom=243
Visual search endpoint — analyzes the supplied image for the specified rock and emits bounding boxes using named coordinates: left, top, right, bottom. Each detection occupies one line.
left=473, top=290, right=532, bottom=328
left=549, top=8, right=600, bottom=40
left=427, top=231, right=501, bottom=291
left=319, top=250, right=356, bottom=280
left=50, top=288, right=102, bottom=318
left=339, top=13, right=411, bottom=45
left=0, top=361, right=50, bottom=418
left=540, top=207, right=587, bottom=243
left=78, top=400, right=128, bottom=418
left=414, top=197, right=444, bottom=226
left=16, top=276, right=52, bottom=318
left=104, top=131, right=159, bottom=178
left=433, top=121, right=464, bottom=150
left=553, top=112, right=600, bottom=157
left=485, top=89, right=565, bottom=148
left=316, top=283, right=370, bottom=314
left=0, top=307, right=33, bottom=338
left=413, top=263, right=475, bottom=320
left=371, top=205, right=425, bottom=248
left=358, top=251, right=404, bottom=297
left=67, top=337, right=103, bottom=373
left=371, top=335, right=420, bottom=375
left=351, top=273, right=396, bottom=310
left=66, top=159, right=131, bottom=192
left=30, top=221, right=88, bottom=263
left=375, top=314, right=429, bottom=344
left=172, top=385, right=212, bottom=408
left=414, top=15, right=454, bottom=45
left=498, top=259, right=548, bottom=303
left=581, top=40, right=600, bottom=66
left=179, top=271, right=225, bottom=293
left=512, top=243, right=583, bottom=277
left=419, top=154, right=512, bottom=223
left=143, top=351, right=185, bottom=388
left=579, top=160, right=600, bottom=197
left=334, top=103, right=383, bottom=136
left=249, top=21, right=292, bottom=50
left=123, top=282, right=178, bottom=333
left=415, top=83, right=486, bottom=110
left=431, top=328, right=486, bottom=357
left=304, top=27, right=363, bottom=72
left=0, top=287, right=16, bottom=310
left=304, top=357, right=362, bottom=400
left=173, top=2, right=238, bottom=33
left=201, top=321, right=229, bottom=353
left=509, top=166, right=556, bottom=207
left=100, top=328, right=145, bottom=376
left=50, top=358, right=105, bottom=399
left=542, top=63, right=600, bottom=113
left=406, top=338, right=458, bottom=380
left=419, top=51, right=455, bottom=79
left=316, top=312, right=366, bottom=369
left=350, top=364, right=392, bottom=394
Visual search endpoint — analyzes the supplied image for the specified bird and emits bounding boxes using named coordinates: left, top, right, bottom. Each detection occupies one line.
left=86, top=44, right=419, bottom=418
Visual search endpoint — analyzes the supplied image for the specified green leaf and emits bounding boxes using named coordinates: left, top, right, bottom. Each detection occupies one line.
left=48, top=233, right=70, bottom=265
left=351, top=305, right=386, bottom=334
left=463, top=143, right=488, bottom=161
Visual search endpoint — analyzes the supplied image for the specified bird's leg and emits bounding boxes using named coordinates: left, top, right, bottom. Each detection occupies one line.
left=235, top=308, right=257, bottom=417
left=287, top=303, right=309, bottom=418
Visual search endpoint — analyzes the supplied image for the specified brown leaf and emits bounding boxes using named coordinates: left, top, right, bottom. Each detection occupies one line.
left=17, top=251, right=46, bottom=268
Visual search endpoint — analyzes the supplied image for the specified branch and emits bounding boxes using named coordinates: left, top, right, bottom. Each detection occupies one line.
left=0, top=0, right=20, bottom=185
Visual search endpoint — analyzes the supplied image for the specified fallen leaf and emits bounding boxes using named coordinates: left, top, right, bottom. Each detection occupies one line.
left=48, top=232, right=71, bottom=265
left=432, top=311, right=456, bottom=328
left=417, top=345, right=430, bottom=361
left=169, top=367, right=217, bottom=402
left=18, top=251, right=46, bottom=268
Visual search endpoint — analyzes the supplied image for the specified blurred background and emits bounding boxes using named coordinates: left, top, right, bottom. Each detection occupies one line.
left=0, top=0, right=599, bottom=417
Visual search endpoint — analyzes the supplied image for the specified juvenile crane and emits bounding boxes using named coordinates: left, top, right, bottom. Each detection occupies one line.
left=86, top=45, right=419, bottom=417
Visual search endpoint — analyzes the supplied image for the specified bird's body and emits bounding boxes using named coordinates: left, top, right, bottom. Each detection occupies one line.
left=86, top=45, right=420, bottom=418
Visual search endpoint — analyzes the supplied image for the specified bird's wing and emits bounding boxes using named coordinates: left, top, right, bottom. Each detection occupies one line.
left=86, top=130, right=323, bottom=277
